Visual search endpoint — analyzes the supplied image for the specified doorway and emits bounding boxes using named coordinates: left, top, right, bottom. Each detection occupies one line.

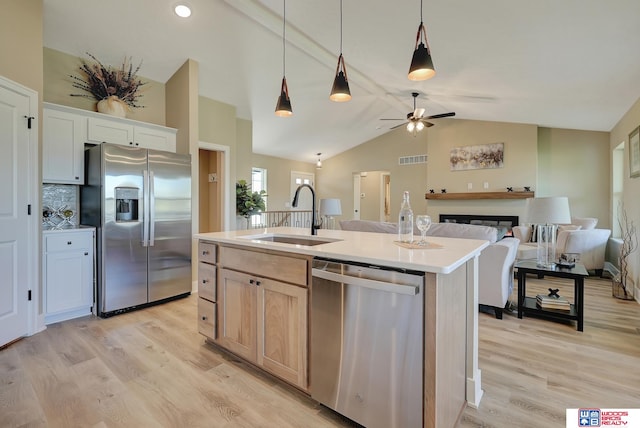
left=198, top=142, right=231, bottom=232
left=353, top=170, right=391, bottom=222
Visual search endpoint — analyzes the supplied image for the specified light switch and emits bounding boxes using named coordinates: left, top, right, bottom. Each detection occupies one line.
left=467, top=182, right=473, bottom=190
left=483, top=182, right=489, bottom=189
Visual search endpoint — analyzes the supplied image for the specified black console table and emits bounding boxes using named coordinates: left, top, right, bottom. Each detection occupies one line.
left=515, top=260, right=589, bottom=331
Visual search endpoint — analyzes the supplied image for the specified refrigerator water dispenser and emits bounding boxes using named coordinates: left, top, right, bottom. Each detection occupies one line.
left=115, top=187, right=139, bottom=222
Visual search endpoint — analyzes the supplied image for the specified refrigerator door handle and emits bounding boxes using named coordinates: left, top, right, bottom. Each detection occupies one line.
left=149, top=170, right=155, bottom=246
left=142, top=169, right=149, bottom=247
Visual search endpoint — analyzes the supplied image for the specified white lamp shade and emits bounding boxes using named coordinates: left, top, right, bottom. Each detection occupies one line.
left=525, top=197, right=572, bottom=224
left=319, top=198, right=342, bottom=216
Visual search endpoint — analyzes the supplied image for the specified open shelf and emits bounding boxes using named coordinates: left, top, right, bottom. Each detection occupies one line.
left=425, top=191, right=534, bottom=200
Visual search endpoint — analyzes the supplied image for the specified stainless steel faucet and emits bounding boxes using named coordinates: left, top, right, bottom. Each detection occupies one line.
left=292, top=184, right=321, bottom=235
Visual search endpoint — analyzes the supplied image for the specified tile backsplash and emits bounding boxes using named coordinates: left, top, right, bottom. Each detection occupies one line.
left=42, top=184, right=79, bottom=228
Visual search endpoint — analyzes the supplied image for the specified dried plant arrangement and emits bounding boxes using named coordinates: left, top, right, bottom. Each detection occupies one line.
left=613, top=203, right=637, bottom=299
left=70, top=52, right=146, bottom=109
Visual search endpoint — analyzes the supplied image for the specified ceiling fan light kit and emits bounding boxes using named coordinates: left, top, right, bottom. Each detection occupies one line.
left=408, top=0, right=436, bottom=81
left=275, top=0, right=293, bottom=117
left=329, top=0, right=351, bottom=102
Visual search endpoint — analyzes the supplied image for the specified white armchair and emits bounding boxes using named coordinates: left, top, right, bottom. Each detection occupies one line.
left=478, top=238, right=520, bottom=319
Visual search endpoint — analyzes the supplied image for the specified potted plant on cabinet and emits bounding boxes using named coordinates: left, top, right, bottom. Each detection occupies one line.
left=236, top=179, right=266, bottom=229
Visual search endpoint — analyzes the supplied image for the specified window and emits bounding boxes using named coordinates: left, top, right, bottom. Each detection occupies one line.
left=251, top=167, right=267, bottom=226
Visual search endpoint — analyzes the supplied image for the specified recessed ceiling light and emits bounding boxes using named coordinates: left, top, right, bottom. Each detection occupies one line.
left=174, top=4, right=192, bottom=18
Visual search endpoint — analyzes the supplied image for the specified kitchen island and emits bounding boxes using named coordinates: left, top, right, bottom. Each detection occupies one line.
left=194, top=227, right=488, bottom=428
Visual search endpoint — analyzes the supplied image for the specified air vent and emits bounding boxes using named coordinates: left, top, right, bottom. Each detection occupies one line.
left=399, top=154, right=428, bottom=165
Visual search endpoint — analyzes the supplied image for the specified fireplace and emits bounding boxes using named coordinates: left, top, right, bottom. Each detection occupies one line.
left=439, top=214, right=519, bottom=239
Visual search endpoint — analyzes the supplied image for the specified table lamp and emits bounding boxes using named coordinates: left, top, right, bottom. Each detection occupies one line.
left=319, top=198, right=342, bottom=230
left=525, top=196, right=572, bottom=268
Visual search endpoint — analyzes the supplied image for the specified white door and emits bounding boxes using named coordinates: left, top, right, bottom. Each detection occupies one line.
left=352, top=173, right=361, bottom=220
left=0, top=77, right=36, bottom=346
left=290, top=171, right=314, bottom=210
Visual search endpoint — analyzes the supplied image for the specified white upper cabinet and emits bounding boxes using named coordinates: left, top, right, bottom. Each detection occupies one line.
left=43, top=106, right=85, bottom=184
left=86, top=116, right=176, bottom=152
left=42, top=104, right=178, bottom=177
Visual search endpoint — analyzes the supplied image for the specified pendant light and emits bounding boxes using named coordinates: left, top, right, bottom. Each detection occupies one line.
left=275, top=0, right=293, bottom=117
left=329, top=0, right=351, bottom=102
left=408, top=0, right=435, bottom=81
left=316, top=153, right=323, bottom=169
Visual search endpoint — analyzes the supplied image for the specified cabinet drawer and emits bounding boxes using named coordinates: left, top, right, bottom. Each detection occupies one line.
left=220, top=246, right=308, bottom=286
left=45, top=233, right=93, bottom=252
left=198, top=241, right=217, bottom=264
left=198, top=298, right=216, bottom=340
left=198, top=263, right=216, bottom=302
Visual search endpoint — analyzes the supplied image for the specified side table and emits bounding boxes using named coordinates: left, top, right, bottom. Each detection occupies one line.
left=515, top=260, right=589, bottom=331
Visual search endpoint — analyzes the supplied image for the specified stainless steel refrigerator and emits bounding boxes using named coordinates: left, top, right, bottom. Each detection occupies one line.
left=81, top=143, right=192, bottom=317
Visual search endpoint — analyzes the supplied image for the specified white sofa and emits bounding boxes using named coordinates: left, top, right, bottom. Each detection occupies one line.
left=513, top=217, right=611, bottom=274
left=339, top=220, right=520, bottom=319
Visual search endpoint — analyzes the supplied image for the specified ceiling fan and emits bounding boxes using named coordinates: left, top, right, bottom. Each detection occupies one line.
left=381, top=92, right=455, bottom=133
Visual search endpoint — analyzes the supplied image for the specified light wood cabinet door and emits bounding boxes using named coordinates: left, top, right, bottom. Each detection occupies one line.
left=258, top=279, right=308, bottom=390
left=217, top=268, right=257, bottom=363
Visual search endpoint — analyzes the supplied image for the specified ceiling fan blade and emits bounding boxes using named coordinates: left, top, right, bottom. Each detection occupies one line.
left=421, top=120, right=435, bottom=128
left=414, top=108, right=425, bottom=118
left=390, top=122, right=408, bottom=130
left=380, top=118, right=405, bottom=121
left=425, top=112, right=456, bottom=119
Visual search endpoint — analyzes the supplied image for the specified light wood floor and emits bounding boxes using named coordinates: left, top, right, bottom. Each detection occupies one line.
left=1, top=275, right=639, bottom=427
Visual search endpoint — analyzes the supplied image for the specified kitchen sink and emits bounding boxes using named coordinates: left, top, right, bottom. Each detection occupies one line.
left=240, top=233, right=341, bottom=246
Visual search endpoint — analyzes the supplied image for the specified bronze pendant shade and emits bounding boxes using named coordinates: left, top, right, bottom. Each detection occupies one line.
left=275, top=77, right=293, bottom=117
left=330, top=54, right=351, bottom=102
left=408, top=22, right=435, bottom=81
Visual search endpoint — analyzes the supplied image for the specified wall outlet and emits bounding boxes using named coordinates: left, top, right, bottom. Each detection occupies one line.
left=208, top=173, right=217, bottom=183
left=483, top=182, right=489, bottom=189
left=467, top=182, right=473, bottom=190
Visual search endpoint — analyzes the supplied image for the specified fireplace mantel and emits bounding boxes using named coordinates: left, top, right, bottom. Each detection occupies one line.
left=425, top=191, right=534, bottom=200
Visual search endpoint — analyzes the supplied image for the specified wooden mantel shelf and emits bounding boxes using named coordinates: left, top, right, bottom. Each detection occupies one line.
left=425, top=191, right=535, bottom=200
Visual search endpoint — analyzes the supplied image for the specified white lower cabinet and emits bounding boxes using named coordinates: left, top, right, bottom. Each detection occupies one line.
left=43, top=228, right=95, bottom=324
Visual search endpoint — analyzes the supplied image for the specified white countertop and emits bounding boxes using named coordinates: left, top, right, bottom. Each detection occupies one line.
left=194, top=227, right=489, bottom=274
left=42, top=225, right=96, bottom=234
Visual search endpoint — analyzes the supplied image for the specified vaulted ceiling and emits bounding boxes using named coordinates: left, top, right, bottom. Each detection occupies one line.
left=43, top=0, right=640, bottom=163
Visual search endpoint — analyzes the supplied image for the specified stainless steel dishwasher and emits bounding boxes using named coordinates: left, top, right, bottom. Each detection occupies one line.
left=311, top=257, right=425, bottom=428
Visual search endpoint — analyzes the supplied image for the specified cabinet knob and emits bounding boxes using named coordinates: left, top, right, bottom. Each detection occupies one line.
left=202, top=250, right=209, bottom=255
left=256, top=280, right=261, bottom=286
left=84, top=252, right=89, bottom=256
left=249, top=279, right=254, bottom=285
left=67, top=241, right=72, bottom=245
left=129, top=142, right=134, bottom=145
left=75, top=176, right=79, bottom=180
left=202, top=316, right=206, bottom=321
left=202, top=279, right=209, bottom=284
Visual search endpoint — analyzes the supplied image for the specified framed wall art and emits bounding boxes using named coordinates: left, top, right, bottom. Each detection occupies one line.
left=629, top=126, right=640, bottom=178
left=450, top=142, right=504, bottom=171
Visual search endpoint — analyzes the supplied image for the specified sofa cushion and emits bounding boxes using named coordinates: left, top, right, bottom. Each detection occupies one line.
left=426, top=222, right=498, bottom=243
left=339, top=219, right=398, bottom=234
left=571, top=217, right=598, bottom=230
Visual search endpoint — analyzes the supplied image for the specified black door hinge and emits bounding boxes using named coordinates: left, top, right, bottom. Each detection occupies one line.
left=24, top=116, right=34, bottom=129
left=28, top=290, right=32, bottom=301
left=27, top=204, right=31, bottom=215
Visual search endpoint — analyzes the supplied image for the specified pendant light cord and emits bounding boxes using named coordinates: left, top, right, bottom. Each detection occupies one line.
left=282, top=0, right=286, bottom=77
left=339, top=0, right=343, bottom=54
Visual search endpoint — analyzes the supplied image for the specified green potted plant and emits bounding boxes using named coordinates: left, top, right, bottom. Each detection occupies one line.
left=236, top=180, right=266, bottom=228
